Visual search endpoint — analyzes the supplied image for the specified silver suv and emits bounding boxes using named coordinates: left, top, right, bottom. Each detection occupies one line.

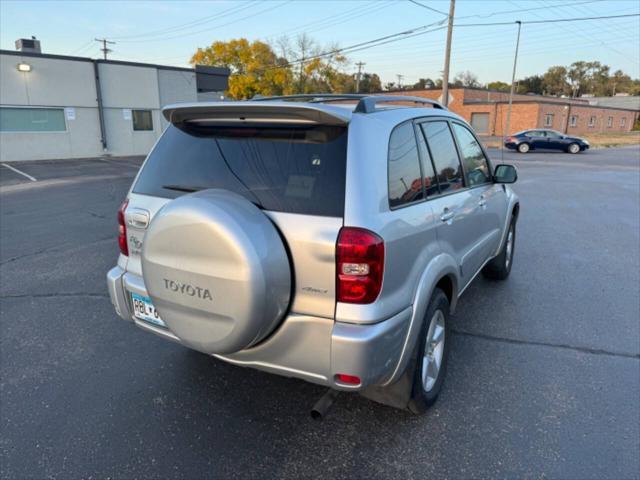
left=107, top=94, right=519, bottom=414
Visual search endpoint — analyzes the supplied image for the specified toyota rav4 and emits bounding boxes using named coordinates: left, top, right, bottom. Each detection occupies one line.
left=107, top=94, right=519, bottom=414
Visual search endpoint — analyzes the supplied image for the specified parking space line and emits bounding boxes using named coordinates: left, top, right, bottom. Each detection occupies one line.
left=1, top=163, right=37, bottom=182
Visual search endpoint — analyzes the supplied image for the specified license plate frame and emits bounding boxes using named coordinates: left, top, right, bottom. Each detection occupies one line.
left=130, top=293, right=167, bottom=328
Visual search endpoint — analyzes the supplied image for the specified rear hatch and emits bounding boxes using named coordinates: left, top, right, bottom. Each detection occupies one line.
left=123, top=102, right=349, bottom=326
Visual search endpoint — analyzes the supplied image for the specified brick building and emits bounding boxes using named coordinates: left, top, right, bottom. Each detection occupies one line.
left=389, top=88, right=639, bottom=136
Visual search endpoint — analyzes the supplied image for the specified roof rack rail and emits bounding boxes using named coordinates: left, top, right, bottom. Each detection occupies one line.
left=251, top=94, right=367, bottom=104
left=251, top=94, right=447, bottom=112
left=354, top=95, right=446, bottom=113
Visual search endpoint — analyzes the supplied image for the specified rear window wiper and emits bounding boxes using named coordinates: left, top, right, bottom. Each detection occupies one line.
left=161, top=184, right=206, bottom=193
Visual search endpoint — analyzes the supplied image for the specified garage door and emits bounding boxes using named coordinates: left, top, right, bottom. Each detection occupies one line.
left=470, top=113, right=490, bottom=134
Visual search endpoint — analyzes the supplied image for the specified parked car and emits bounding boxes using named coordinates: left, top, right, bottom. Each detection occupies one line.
left=107, top=95, right=519, bottom=415
left=505, top=129, right=589, bottom=153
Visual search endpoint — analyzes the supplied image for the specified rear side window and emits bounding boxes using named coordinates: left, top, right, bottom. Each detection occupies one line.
left=133, top=124, right=347, bottom=217
left=420, top=121, right=464, bottom=193
left=451, top=123, right=491, bottom=187
left=388, top=122, right=423, bottom=208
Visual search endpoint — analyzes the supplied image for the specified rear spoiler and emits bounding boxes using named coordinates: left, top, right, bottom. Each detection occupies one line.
left=162, top=102, right=351, bottom=127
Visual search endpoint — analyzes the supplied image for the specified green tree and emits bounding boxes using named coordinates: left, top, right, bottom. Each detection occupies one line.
left=412, top=78, right=435, bottom=89
left=487, top=81, right=510, bottom=92
left=453, top=70, right=480, bottom=88
left=542, top=66, right=570, bottom=96
left=516, top=75, right=544, bottom=94
left=608, top=70, right=633, bottom=95
left=359, top=73, right=383, bottom=93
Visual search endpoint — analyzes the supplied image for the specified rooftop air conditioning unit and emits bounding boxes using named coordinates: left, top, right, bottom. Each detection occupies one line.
left=15, top=37, right=41, bottom=54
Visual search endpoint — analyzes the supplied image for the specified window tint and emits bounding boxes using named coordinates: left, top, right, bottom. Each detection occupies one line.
left=388, top=122, right=423, bottom=207
left=415, top=126, right=440, bottom=197
left=134, top=124, right=347, bottom=217
left=133, top=110, right=153, bottom=131
left=545, top=130, right=561, bottom=138
left=421, top=121, right=464, bottom=193
left=452, top=123, right=491, bottom=187
left=0, top=107, right=66, bottom=132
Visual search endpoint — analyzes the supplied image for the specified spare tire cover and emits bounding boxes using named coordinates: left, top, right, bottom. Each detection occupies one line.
left=141, top=189, right=291, bottom=354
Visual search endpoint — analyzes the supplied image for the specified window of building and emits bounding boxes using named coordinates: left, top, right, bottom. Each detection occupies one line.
left=388, top=122, right=424, bottom=208
left=132, top=110, right=153, bottom=131
left=451, top=123, right=491, bottom=187
left=0, top=107, right=66, bottom=132
left=420, top=121, right=464, bottom=193
left=544, top=113, right=554, bottom=127
left=470, top=112, right=490, bottom=134
left=607, top=116, right=613, bottom=127
left=569, top=115, right=577, bottom=127
left=588, top=116, right=596, bottom=127
left=621, top=117, right=626, bottom=127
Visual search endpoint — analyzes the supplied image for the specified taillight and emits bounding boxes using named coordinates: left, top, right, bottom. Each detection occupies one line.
left=506, top=136, right=516, bottom=142
left=336, top=227, right=384, bottom=304
left=118, top=199, right=129, bottom=256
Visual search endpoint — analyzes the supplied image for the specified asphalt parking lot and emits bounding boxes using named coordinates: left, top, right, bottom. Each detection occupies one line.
left=1, top=146, right=639, bottom=479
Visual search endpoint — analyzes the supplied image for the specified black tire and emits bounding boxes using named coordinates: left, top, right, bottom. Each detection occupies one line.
left=482, top=218, right=516, bottom=280
left=407, top=288, right=451, bottom=415
left=517, top=143, right=530, bottom=153
left=567, top=143, right=580, bottom=154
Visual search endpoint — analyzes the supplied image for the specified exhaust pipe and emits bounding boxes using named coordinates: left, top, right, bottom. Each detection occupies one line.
left=311, top=389, right=339, bottom=420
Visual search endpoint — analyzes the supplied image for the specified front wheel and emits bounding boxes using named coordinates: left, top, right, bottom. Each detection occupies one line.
left=517, top=143, right=530, bottom=153
left=482, top=219, right=516, bottom=280
left=407, top=288, right=451, bottom=414
left=567, top=143, right=580, bottom=154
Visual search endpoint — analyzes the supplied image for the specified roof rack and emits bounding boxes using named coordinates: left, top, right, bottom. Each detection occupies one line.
left=354, top=95, right=446, bottom=112
left=251, top=94, right=367, bottom=104
left=251, top=94, right=447, bottom=112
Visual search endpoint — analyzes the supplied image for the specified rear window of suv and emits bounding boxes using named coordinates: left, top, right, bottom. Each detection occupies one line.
left=133, top=124, right=348, bottom=217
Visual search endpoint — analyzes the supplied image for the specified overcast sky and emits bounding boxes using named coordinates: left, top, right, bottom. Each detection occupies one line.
left=1, top=0, right=639, bottom=86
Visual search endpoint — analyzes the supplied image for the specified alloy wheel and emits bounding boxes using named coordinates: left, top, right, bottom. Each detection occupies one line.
left=422, top=310, right=446, bottom=392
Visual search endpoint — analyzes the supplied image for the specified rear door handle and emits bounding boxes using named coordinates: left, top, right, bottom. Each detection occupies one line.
left=440, top=210, right=455, bottom=222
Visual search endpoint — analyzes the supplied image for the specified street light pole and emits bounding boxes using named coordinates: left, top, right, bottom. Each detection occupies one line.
left=504, top=21, right=522, bottom=141
left=441, top=0, right=455, bottom=106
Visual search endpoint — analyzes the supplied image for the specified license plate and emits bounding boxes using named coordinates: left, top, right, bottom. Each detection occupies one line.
left=131, top=293, right=167, bottom=328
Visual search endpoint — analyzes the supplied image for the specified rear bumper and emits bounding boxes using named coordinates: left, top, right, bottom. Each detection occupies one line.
left=107, top=266, right=412, bottom=390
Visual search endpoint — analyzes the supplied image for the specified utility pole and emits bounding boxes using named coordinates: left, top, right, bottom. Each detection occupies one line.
left=441, top=0, right=455, bottom=106
left=396, top=74, right=404, bottom=89
left=95, top=38, right=115, bottom=60
left=355, top=61, right=366, bottom=93
left=504, top=21, right=522, bottom=141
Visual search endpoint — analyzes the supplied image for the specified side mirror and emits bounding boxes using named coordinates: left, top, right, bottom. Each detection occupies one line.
left=494, top=164, right=517, bottom=184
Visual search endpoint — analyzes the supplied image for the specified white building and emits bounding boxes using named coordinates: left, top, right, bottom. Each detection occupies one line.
left=0, top=40, right=229, bottom=162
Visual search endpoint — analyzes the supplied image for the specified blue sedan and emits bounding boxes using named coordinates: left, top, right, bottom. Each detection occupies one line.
left=505, top=129, right=590, bottom=154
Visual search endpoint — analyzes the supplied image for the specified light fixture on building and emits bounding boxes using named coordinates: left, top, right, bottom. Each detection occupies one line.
left=17, top=63, right=32, bottom=72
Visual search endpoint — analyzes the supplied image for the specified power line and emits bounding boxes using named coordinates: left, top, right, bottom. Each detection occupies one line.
left=407, top=0, right=449, bottom=17
left=454, top=12, right=640, bottom=27
left=118, top=1, right=293, bottom=43
left=109, top=2, right=257, bottom=40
